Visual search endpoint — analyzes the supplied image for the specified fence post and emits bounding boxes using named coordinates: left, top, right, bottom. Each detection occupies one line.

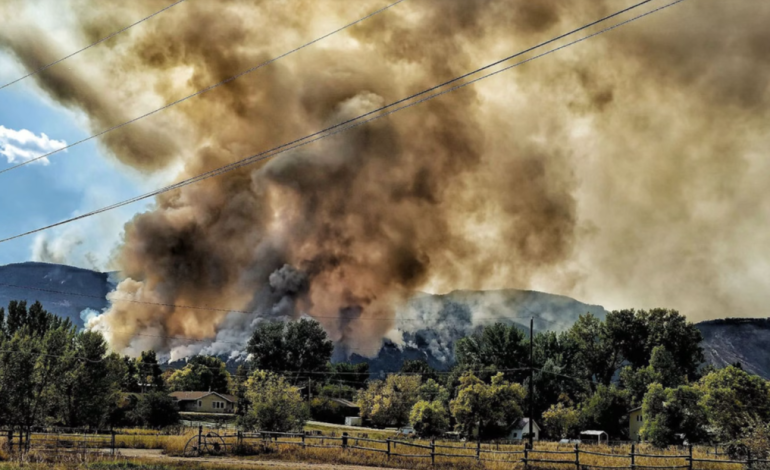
left=431, top=438, right=435, bottom=466
left=524, top=447, right=529, bottom=470
left=575, top=443, right=580, bottom=470
left=631, top=444, right=636, bottom=469
left=302, top=433, right=306, bottom=450
left=688, top=444, right=693, bottom=470
left=111, top=429, right=116, bottom=456
left=342, top=432, right=348, bottom=450
left=387, top=439, right=391, bottom=459
left=7, top=429, right=12, bottom=454
left=476, top=439, right=481, bottom=461
left=198, top=426, right=202, bottom=453
left=747, top=449, right=752, bottom=470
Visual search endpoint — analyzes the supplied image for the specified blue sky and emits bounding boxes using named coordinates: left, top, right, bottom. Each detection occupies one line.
left=0, top=61, right=146, bottom=270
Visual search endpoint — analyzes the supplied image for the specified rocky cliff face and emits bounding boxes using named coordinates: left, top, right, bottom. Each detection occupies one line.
left=348, top=289, right=608, bottom=375
left=696, top=318, right=770, bottom=379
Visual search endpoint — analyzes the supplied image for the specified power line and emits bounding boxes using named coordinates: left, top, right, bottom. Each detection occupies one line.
left=0, top=0, right=188, bottom=91
left=0, top=0, right=685, bottom=244
left=0, top=0, right=408, bottom=174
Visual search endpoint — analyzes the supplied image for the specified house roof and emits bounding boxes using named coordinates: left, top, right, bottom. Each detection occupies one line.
left=511, top=418, right=540, bottom=431
left=169, top=391, right=237, bottom=403
left=330, top=398, right=359, bottom=408
left=629, top=406, right=642, bottom=413
left=580, top=430, right=608, bottom=436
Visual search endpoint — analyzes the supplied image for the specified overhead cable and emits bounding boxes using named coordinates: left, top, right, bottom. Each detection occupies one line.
left=0, top=0, right=686, bottom=244
left=0, top=0, right=188, bottom=91
left=0, top=0, right=408, bottom=174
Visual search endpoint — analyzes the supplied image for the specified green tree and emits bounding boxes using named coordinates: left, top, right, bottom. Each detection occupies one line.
left=401, top=360, right=439, bottom=382
left=121, top=355, right=141, bottom=392
left=61, top=332, right=125, bottom=428
left=641, top=383, right=709, bottom=447
left=0, top=301, right=76, bottom=431
left=247, top=319, right=334, bottom=375
left=455, top=323, right=528, bottom=376
left=542, top=400, right=580, bottom=439
left=130, top=391, right=180, bottom=428
left=410, top=400, right=449, bottom=437
left=699, top=366, right=770, bottom=441
left=641, top=309, right=704, bottom=380
left=328, top=362, right=369, bottom=388
left=241, top=370, right=308, bottom=432
left=166, top=355, right=231, bottom=393
left=137, top=350, right=164, bottom=392
left=450, top=372, right=525, bottom=438
left=234, top=364, right=249, bottom=416
left=358, top=374, right=422, bottom=427
left=622, top=346, right=684, bottom=405
left=528, top=359, right=579, bottom=419
left=579, top=384, right=630, bottom=439
left=567, top=314, right=623, bottom=387
left=418, top=378, right=449, bottom=403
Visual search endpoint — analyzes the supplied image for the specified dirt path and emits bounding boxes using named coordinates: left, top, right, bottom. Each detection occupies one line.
left=113, top=448, right=406, bottom=470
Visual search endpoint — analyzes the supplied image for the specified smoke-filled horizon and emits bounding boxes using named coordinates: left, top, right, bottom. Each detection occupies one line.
left=1, top=0, right=769, bottom=360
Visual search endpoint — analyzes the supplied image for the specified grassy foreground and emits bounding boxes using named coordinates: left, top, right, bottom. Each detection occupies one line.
left=0, top=458, right=278, bottom=470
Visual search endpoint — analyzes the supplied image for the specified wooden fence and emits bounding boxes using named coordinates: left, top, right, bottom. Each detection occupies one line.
left=234, top=431, right=769, bottom=469
left=1, top=426, right=766, bottom=469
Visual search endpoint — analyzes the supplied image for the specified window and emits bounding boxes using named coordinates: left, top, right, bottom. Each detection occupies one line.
left=198, top=401, right=202, bottom=408
left=212, top=401, right=225, bottom=409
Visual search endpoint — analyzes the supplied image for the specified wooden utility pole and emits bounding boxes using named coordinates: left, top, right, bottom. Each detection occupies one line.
left=529, top=317, right=534, bottom=450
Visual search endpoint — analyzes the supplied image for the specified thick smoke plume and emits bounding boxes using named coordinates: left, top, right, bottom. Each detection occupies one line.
left=1, top=0, right=769, bottom=359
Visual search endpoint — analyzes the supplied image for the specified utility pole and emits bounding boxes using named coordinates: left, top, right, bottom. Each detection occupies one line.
left=529, top=317, right=534, bottom=450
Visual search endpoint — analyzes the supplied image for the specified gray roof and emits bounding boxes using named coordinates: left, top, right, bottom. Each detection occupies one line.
left=170, top=391, right=237, bottom=403
left=511, top=418, right=540, bottom=431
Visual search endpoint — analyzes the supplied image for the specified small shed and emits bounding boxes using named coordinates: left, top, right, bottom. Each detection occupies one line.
left=509, top=418, right=540, bottom=441
left=345, top=416, right=362, bottom=427
left=580, top=430, right=609, bottom=444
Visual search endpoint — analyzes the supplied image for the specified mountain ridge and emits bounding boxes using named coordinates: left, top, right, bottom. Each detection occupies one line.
left=1, top=262, right=768, bottom=378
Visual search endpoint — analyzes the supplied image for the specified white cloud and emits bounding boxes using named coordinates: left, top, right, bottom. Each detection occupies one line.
left=0, top=125, right=66, bottom=165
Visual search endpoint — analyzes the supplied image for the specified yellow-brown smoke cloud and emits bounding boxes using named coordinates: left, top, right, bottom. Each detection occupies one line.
left=1, top=0, right=768, bottom=358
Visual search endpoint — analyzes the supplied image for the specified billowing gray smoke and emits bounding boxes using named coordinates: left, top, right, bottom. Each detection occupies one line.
left=1, top=0, right=769, bottom=360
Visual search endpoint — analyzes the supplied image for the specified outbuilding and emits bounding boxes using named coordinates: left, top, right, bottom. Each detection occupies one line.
left=580, top=430, right=609, bottom=445
left=509, top=418, right=540, bottom=441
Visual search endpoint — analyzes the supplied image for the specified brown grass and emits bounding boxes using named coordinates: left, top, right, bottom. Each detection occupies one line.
left=226, top=437, right=751, bottom=470
left=1, top=427, right=758, bottom=470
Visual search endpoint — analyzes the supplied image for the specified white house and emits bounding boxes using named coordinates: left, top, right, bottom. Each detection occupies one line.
left=509, top=418, right=540, bottom=441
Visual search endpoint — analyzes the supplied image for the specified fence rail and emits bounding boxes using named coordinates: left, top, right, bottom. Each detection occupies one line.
left=0, top=426, right=765, bottom=470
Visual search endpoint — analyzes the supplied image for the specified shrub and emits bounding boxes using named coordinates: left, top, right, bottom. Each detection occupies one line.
left=410, top=400, right=449, bottom=437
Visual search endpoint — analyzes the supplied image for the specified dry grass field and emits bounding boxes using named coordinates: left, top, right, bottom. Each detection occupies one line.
left=2, top=426, right=762, bottom=470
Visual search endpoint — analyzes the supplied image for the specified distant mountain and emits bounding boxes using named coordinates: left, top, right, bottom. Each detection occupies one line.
left=6, top=262, right=766, bottom=380
left=0, top=262, right=115, bottom=327
left=349, top=289, right=608, bottom=375
left=696, top=318, right=770, bottom=379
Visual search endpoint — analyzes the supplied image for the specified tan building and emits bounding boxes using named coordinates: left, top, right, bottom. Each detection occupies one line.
left=629, top=406, right=643, bottom=442
left=170, top=391, right=237, bottom=413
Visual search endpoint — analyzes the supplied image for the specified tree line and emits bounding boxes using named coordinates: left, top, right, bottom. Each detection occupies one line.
left=1, top=300, right=769, bottom=449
